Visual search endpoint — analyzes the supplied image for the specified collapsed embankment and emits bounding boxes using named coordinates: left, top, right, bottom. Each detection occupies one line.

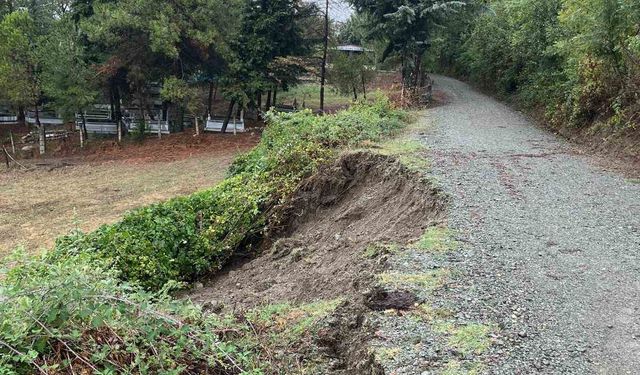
left=185, top=151, right=446, bottom=373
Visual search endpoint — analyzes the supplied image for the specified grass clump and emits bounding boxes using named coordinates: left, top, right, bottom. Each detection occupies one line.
left=441, top=360, right=485, bottom=375
left=377, top=138, right=430, bottom=171
left=238, top=300, right=342, bottom=373
left=415, top=226, right=458, bottom=253
left=362, top=242, right=401, bottom=258
left=434, top=322, right=494, bottom=356
left=52, top=97, right=405, bottom=290
left=379, top=269, right=450, bottom=291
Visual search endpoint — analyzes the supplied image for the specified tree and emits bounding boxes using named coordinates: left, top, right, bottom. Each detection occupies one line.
left=348, top=0, right=466, bottom=97
left=328, top=51, right=375, bottom=100
left=160, top=76, right=205, bottom=136
left=76, top=0, right=242, bottom=138
left=39, top=17, right=98, bottom=146
left=220, top=0, right=318, bottom=130
left=0, top=11, right=47, bottom=153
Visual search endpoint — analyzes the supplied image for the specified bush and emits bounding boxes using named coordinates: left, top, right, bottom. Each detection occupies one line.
left=0, top=252, right=261, bottom=374
left=52, top=98, right=405, bottom=290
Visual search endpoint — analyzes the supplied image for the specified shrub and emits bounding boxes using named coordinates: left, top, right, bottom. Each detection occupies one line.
left=0, top=252, right=261, bottom=374
left=52, top=98, right=405, bottom=290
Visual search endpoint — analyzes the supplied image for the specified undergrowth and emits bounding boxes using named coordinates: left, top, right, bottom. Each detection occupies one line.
left=52, top=96, right=404, bottom=290
left=0, top=97, right=405, bottom=373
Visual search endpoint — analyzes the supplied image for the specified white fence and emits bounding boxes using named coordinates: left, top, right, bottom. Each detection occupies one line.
left=204, top=111, right=245, bottom=133
left=76, top=107, right=171, bottom=135
left=0, top=115, right=17, bottom=124
left=26, top=112, right=64, bottom=126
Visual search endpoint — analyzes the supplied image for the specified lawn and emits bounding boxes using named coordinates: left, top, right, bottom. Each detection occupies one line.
left=277, top=83, right=354, bottom=111
left=0, top=133, right=258, bottom=256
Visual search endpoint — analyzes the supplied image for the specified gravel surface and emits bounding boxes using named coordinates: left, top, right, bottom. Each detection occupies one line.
left=420, top=76, right=640, bottom=374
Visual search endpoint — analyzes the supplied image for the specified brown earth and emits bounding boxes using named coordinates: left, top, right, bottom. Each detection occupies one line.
left=184, top=151, right=446, bottom=374
left=185, top=151, right=446, bottom=311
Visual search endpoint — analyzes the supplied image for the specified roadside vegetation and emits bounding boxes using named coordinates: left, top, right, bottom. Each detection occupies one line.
left=0, top=98, right=406, bottom=373
left=427, top=0, right=640, bottom=150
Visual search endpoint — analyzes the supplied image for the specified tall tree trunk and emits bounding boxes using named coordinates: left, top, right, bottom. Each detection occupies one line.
left=266, top=90, right=272, bottom=109
left=257, top=92, right=262, bottom=111
left=206, top=81, right=214, bottom=118
left=178, top=106, right=185, bottom=132
left=112, top=82, right=124, bottom=142
left=35, top=103, right=45, bottom=155
left=273, top=86, right=278, bottom=107
left=80, top=111, right=87, bottom=148
left=412, top=53, right=422, bottom=95
left=320, top=0, right=329, bottom=113
left=353, top=86, right=358, bottom=100
left=17, top=106, right=25, bottom=128
left=362, top=72, right=367, bottom=100
left=221, top=100, right=236, bottom=134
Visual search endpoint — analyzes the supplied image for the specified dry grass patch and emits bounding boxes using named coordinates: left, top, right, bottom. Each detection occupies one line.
left=0, top=150, right=252, bottom=256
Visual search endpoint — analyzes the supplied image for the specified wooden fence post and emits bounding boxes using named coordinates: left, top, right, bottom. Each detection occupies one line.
left=9, top=131, right=15, bottom=154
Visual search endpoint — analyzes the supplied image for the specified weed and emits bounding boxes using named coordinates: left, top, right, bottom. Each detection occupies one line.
left=375, top=347, right=402, bottom=362
left=246, top=299, right=341, bottom=345
left=379, top=269, right=450, bottom=291
left=434, top=322, right=494, bottom=356
left=415, top=226, right=458, bottom=253
left=377, top=137, right=430, bottom=171
left=441, top=359, right=485, bottom=375
left=414, top=304, right=455, bottom=322
left=362, top=242, right=401, bottom=258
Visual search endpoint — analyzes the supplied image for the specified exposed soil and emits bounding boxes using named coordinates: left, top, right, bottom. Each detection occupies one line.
left=187, top=152, right=445, bottom=310
left=185, top=152, right=446, bottom=373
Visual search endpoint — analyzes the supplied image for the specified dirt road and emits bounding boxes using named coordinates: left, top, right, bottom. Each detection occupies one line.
left=423, top=76, right=640, bottom=373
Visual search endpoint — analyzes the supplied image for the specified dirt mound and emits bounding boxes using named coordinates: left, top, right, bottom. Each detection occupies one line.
left=187, top=151, right=445, bottom=309
left=185, top=151, right=445, bottom=373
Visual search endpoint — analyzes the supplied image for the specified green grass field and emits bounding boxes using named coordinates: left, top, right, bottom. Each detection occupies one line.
left=277, top=83, right=354, bottom=111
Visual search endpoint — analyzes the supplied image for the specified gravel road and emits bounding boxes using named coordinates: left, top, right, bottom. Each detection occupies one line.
left=422, top=76, right=640, bottom=374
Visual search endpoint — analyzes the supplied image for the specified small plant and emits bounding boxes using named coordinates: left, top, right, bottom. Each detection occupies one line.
left=434, top=321, right=494, bottom=357
left=415, top=226, right=458, bottom=253
left=362, top=242, right=401, bottom=258
left=379, top=269, right=450, bottom=291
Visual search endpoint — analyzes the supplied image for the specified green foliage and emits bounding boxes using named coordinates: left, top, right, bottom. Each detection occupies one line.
left=276, top=83, right=352, bottom=110
left=327, top=52, right=376, bottom=100
left=430, top=0, right=640, bottom=132
left=53, top=99, right=404, bottom=290
left=39, top=17, right=99, bottom=120
left=415, top=226, right=458, bottom=253
left=0, top=252, right=261, bottom=374
left=349, top=0, right=467, bottom=87
left=0, top=10, right=40, bottom=109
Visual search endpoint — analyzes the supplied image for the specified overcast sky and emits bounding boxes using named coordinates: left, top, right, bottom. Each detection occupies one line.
left=309, top=0, right=354, bottom=23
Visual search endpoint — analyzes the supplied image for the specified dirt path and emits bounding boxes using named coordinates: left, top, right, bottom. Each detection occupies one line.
left=423, top=76, right=640, bottom=373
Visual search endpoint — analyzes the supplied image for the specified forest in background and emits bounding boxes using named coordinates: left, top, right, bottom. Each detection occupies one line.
left=425, top=0, right=639, bottom=150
